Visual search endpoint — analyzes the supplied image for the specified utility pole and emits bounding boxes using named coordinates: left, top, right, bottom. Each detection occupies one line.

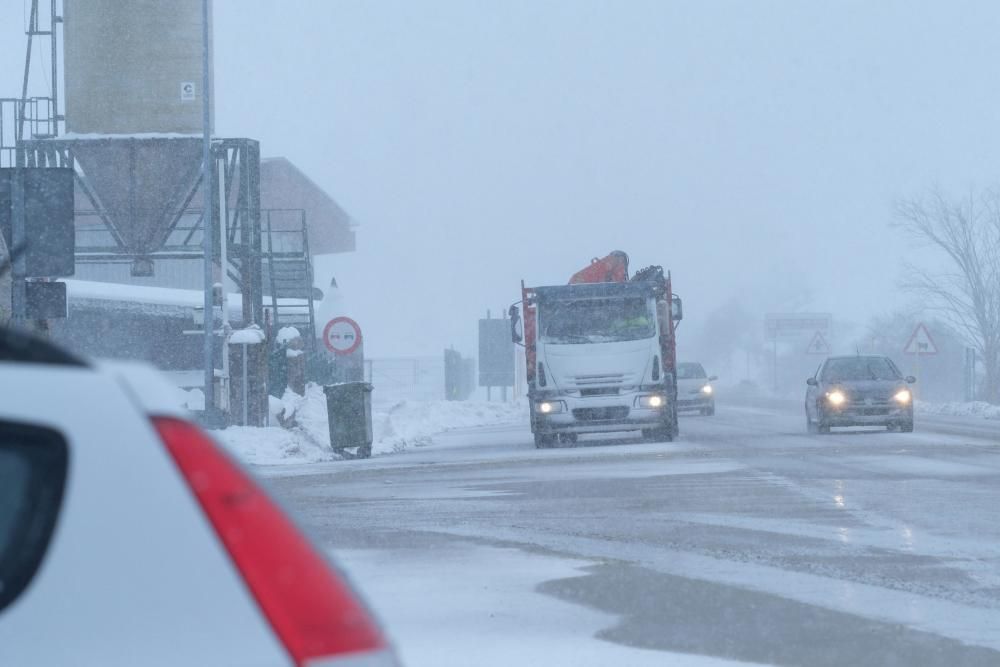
left=201, top=0, right=215, bottom=412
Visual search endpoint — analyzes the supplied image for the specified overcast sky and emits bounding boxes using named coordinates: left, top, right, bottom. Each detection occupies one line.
left=3, top=1, right=1000, bottom=359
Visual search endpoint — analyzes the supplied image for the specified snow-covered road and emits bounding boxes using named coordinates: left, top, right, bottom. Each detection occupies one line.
left=261, top=402, right=1000, bottom=666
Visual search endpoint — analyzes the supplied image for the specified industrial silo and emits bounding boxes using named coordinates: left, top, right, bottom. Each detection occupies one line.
left=63, top=0, right=213, bottom=135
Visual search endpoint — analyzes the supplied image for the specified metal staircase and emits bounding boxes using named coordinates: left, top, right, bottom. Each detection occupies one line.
left=263, top=210, right=316, bottom=350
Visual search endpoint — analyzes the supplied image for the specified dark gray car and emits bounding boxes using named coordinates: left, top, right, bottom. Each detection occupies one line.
left=805, top=355, right=916, bottom=434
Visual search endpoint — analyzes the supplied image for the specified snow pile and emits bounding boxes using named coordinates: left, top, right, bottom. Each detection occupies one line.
left=374, top=398, right=526, bottom=452
left=229, top=325, right=266, bottom=345
left=916, top=400, right=1000, bottom=420
left=275, top=326, right=302, bottom=344
left=213, top=383, right=526, bottom=465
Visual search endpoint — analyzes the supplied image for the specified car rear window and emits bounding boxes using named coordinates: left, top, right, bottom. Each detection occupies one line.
left=0, top=421, right=68, bottom=613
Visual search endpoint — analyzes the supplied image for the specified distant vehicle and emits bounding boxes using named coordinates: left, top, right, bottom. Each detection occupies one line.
left=510, top=251, right=683, bottom=447
left=0, top=327, right=399, bottom=667
left=805, top=355, right=916, bottom=434
left=676, top=362, right=717, bottom=415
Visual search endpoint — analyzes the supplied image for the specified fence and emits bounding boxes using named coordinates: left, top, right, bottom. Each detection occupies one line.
left=364, top=357, right=445, bottom=403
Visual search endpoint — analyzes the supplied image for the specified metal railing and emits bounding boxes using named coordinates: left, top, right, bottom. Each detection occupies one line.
left=0, top=97, right=57, bottom=167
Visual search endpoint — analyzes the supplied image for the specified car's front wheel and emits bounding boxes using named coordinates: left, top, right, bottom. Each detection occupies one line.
left=806, top=413, right=818, bottom=434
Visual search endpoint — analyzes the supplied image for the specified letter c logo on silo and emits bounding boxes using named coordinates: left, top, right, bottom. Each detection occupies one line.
left=180, top=82, right=196, bottom=102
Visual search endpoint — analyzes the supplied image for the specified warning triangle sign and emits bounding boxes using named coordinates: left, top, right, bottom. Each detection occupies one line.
left=806, top=331, right=831, bottom=355
left=904, top=323, right=938, bottom=355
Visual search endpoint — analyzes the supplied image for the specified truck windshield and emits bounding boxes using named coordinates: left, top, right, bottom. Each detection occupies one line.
left=540, top=297, right=655, bottom=344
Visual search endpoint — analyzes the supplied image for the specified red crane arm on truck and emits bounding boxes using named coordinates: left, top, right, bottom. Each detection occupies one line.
left=568, top=251, right=630, bottom=284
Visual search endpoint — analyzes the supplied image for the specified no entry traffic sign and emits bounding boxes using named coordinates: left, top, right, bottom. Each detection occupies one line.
left=323, top=316, right=363, bottom=355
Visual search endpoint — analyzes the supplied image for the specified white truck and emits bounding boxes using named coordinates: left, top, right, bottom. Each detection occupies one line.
left=510, top=251, right=683, bottom=448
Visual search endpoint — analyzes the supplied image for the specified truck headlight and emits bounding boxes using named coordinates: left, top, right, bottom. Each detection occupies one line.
left=826, top=390, right=846, bottom=406
left=701, top=385, right=713, bottom=395
left=537, top=400, right=565, bottom=414
left=893, top=389, right=912, bottom=404
left=636, top=394, right=666, bottom=408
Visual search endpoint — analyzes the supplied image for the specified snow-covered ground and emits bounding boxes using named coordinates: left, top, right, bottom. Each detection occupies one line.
left=916, top=399, right=1000, bottom=420
left=213, top=382, right=526, bottom=465
left=335, top=544, right=756, bottom=667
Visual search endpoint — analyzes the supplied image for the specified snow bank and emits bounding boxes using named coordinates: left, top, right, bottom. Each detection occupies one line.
left=229, top=325, right=266, bottom=345
left=213, top=382, right=526, bottom=465
left=276, top=326, right=302, bottom=344
left=916, top=400, right=1000, bottom=420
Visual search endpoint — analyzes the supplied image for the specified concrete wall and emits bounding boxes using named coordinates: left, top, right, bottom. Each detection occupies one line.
left=64, top=0, right=214, bottom=135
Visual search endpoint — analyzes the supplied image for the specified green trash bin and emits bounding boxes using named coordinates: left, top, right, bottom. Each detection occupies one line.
left=323, top=382, right=374, bottom=458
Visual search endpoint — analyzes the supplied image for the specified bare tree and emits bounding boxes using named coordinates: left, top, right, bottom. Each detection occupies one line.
left=893, top=187, right=1000, bottom=402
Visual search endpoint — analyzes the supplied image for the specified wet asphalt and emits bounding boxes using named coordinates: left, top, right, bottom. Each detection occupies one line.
left=265, top=401, right=1000, bottom=666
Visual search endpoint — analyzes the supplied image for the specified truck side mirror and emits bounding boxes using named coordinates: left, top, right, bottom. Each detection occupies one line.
left=905, top=375, right=916, bottom=384
left=807, top=377, right=818, bottom=386
left=509, top=305, right=523, bottom=344
left=708, top=375, right=718, bottom=382
left=671, top=297, right=683, bottom=322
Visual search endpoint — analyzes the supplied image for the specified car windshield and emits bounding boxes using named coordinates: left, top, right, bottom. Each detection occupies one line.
left=822, top=357, right=901, bottom=382
left=540, top=297, right=655, bottom=344
left=677, top=363, right=707, bottom=379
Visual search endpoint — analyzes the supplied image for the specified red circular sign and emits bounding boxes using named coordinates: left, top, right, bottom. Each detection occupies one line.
left=322, top=317, right=363, bottom=355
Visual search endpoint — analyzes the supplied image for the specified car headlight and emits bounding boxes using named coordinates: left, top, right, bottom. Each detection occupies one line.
left=701, top=385, right=713, bottom=395
left=826, top=390, right=846, bottom=406
left=893, top=389, right=912, bottom=404
left=636, top=394, right=666, bottom=408
left=536, top=400, right=565, bottom=414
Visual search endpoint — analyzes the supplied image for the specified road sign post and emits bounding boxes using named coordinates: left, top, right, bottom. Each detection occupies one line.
left=764, top=313, right=832, bottom=392
left=479, top=311, right=515, bottom=400
left=903, top=323, right=937, bottom=399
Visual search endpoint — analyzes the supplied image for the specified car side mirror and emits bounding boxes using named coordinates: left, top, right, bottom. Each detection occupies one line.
left=905, top=376, right=916, bottom=384
left=708, top=375, right=718, bottom=382
left=508, top=305, right=523, bottom=344
left=806, top=378, right=818, bottom=386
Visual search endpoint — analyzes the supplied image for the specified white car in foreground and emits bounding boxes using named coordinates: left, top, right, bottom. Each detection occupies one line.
left=0, top=327, right=399, bottom=667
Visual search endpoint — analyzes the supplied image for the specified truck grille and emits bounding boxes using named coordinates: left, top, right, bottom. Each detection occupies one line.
left=573, top=406, right=629, bottom=422
left=580, top=387, right=619, bottom=397
left=571, top=373, right=626, bottom=386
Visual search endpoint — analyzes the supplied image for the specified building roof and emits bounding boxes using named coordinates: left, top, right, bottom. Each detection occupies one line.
left=260, top=157, right=356, bottom=254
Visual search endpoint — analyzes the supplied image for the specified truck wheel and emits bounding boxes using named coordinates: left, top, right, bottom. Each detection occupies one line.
left=703, top=405, right=715, bottom=417
left=806, top=414, right=818, bottom=434
left=534, top=433, right=555, bottom=449
left=818, top=422, right=831, bottom=435
left=643, top=427, right=673, bottom=443
left=900, top=420, right=914, bottom=433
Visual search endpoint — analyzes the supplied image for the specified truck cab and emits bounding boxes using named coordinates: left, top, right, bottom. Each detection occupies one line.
left=513, top=277, right=681, bottom=448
